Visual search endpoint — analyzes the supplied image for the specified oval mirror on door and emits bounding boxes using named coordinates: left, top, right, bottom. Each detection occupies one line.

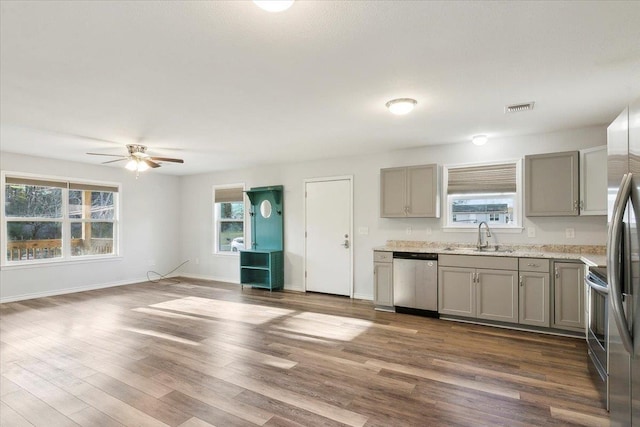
left=260, top=199, right=272, bottom=218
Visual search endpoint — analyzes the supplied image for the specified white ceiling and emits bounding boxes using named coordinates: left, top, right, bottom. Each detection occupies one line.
left=1, top=1, right=640, bottom=176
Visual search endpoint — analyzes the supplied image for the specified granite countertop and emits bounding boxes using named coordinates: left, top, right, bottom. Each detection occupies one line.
left=374, top=240, right=606, bottom=268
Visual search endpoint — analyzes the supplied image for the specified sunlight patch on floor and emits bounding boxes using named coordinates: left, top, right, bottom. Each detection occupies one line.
left=149, top=296, right=295, bottom=325
left=120, top=326, right=201, bottom=346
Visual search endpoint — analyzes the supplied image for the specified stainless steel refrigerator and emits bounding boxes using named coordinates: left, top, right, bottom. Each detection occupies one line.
left=607, top=97, right=640, bottom=426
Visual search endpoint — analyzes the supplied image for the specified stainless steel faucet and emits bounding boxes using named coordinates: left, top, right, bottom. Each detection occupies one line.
left=477, top=221, right=492, bottom=250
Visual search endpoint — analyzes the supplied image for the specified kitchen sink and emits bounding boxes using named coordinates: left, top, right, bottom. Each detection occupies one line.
left=442, top=246, right=514, bottom=254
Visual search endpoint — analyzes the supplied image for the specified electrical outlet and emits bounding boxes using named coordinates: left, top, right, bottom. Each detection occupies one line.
left=195, top=258, right=200, bottom=265
left=358, top=226, right=369, bottom=235
left=565, top=228, right=575, bottom=238
left=406, top=226, right=412, bottom=235
left=426, top=227, right=432, bottom=235
left=528, top=227, right=536, bottom=238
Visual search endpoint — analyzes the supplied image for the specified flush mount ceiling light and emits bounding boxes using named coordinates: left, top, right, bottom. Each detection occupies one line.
left=472, top=135, right=488, bottom=146
left=385, top=98, right=417, bottom=115
left=253, top=0, right=295, bottom=12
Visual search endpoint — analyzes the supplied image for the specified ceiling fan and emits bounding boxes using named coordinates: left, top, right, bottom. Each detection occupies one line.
left=87, top=144, right=184, bottom=175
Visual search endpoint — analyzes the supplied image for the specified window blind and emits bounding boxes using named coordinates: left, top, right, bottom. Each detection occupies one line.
left=6, top=177, right=119, bottom=193
left=5, top=177, right=67, bottom=189
left=69, top=182, right=119, bottom=193
left=447, top=163, right=516, bottom=194
left=215, top=187, right=244, bottom=203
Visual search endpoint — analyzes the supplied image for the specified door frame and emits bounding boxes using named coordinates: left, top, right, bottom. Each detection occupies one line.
left=303, top=175, right=354, bottom=297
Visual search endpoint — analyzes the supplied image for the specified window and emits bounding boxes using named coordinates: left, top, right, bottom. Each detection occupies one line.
left=443, top=160, right=522, bottom=229
left=2, top=174, right=119, bottom=264
left=213, top=185, right=245, bottom=254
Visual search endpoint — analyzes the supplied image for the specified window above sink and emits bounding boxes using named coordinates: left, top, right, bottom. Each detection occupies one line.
left=443, top=160, right=523, bottom=232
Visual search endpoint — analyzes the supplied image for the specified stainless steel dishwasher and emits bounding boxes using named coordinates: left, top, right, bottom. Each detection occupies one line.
left=392, top=252, right=438, bottom=316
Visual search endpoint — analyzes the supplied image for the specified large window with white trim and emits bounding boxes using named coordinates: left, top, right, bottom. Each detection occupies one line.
left=2, top=174, right=119, bottom=264
left=444, top=160, right=522, bottom=229
left=213, top=185, right=245, bottom=254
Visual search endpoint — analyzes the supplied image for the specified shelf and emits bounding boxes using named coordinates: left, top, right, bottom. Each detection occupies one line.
left=239, top=249, right=284, bottom=291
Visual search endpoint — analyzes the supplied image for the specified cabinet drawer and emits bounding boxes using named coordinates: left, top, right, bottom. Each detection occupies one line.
left=518, top=258, right=550, bottom=273
left=438, top=254, right=518, bottom=270
left=374, top=251, right=393, bottom=263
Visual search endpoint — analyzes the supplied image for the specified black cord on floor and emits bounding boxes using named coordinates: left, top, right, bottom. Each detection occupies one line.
left=147, top=259, right=190, bottom=284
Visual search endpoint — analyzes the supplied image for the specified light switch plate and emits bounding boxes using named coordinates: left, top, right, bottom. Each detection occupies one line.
left=528, top=227, right=536, bottom=238
left=358, top=227, right=369, bottom=235
left=426, top=227, right=432, bottom=235
left=565, top=228, right=575, bottom=238
left=406, top=226, right=412, bottom=235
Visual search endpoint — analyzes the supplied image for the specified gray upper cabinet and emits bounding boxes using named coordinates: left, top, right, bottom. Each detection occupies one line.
left=524, top=151, right=580, bottom=216
left=579, top=146, right=607, bottom=215
left=380, top=164, right=439, bottom=218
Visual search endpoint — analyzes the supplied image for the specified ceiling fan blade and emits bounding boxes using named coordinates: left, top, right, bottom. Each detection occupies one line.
left=150, top=156, right=184, bottom=164
left=102, top=158, right=127, bottom=164
left=143, top=158, right=161, bottom=168
left=87, top=152, right=126, bottom=157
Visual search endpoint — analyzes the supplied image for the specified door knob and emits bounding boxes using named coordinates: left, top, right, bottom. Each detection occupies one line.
left=342, top=239, right=350, bottom=249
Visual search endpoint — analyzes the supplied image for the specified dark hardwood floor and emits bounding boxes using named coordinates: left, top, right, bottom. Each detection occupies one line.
left=1, top=278, right=609, bottom=426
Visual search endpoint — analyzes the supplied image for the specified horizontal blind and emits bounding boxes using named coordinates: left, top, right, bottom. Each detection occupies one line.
left=5, top=177, right=67, bottom=189
left=215, top=187, right=244, bottom=203
left=447, top=163, right=516, bottom=194
left=69, top=182, right=119, bottom=193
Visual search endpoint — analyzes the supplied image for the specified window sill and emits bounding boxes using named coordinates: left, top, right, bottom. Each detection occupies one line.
left=1, top=255, right=123, bottom=270
left=442, top=226, right=524, bottom=234
left=212, top=251, right=240, bottom=257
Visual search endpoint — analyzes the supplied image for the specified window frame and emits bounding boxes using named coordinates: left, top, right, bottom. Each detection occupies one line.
left=1, top=171, right=121, bottom=267
left=212, top=183, right=246, bottom=256
left=442, top=159, right=523, bottom=232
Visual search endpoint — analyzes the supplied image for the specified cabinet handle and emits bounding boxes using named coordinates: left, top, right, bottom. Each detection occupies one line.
left=555, top=267, right=559, bottom=279
left=519, top=275, right=524, bottom=287
left=573, top=200, right=579, bottom=211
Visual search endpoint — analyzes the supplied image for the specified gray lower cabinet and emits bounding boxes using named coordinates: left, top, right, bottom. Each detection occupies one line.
left=373, top=251, right=393, bottom=309
left=438, top=266, right=475, bottom=317
left=438, top=255, right=518, bottom=323
left=553, top=261, right=585, bottom=331
left=518, top=258, right=550, bottom=327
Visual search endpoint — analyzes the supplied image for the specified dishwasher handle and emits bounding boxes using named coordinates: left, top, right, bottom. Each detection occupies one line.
left=393, top=252, right=438, bottom=261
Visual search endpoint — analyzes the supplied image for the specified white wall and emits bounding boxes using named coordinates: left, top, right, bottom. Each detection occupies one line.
left=179, top=126, right=608, bottom=300
left=0, top=152, right=181, bottom=302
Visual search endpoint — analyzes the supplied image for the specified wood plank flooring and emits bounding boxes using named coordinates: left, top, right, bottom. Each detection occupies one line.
left=0, top=278, right=609, bottom=426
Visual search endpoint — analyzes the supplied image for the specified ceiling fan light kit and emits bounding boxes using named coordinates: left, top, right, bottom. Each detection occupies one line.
left=87, top=144, right=184, bottom=177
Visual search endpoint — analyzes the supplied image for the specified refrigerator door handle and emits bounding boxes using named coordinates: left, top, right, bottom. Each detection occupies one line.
left=607, top=172, right=634, bottom=355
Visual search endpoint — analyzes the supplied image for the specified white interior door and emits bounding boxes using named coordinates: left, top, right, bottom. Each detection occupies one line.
left=305, top=177, right=352, bottom=296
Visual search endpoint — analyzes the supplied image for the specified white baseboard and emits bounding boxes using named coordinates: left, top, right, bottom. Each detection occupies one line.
left=353, top=292, right=373, bottom=301
left=178, top=273, right=240, bottom=284
left=0, top=277, right=149, bottom=303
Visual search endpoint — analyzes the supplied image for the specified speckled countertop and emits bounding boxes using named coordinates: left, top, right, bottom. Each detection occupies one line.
left=374, top=240, right=606, bottom=268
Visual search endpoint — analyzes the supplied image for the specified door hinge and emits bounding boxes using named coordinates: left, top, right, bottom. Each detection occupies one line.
left=305, top=231, right=307, bottom=238
left=305, top=271, right=307, bottom=278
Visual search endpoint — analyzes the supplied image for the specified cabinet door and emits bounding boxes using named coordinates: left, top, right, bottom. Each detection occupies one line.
left=525, top=151, right=579, bottom=216
left=553, top=262, right=585, bottom=330
left=374, top=262, right=393, bottom=307
left=406, top=164, right=439, bottom=218
left=380, top=167, right=407, bottom=217
left=438, top=266, right=475, bottom=318
left=519, top=272, right=550, bottom=327
left=580, top=146, right=607, bottom=215
left=476, top=269, right=518, bottom=323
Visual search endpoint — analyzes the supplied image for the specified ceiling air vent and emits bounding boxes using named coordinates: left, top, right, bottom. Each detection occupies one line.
left=505, top=102, right=535, bottom=114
